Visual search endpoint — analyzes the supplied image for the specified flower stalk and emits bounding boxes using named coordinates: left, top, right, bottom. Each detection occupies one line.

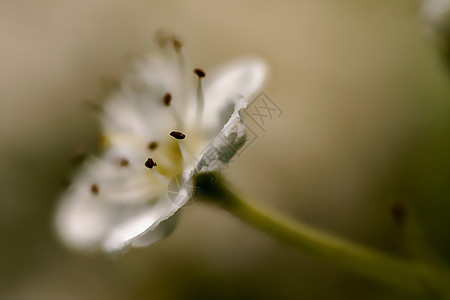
left=196, top=173, right=450, bottom=298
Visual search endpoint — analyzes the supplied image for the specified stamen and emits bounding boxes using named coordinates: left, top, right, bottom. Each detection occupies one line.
left=91, top=184, right=99, bottom=195
left=162, top=92, right=183, bottom=128
left=145, top=158, right=158, bottom=169
left=148, top=141, right=159, bottom=151
left=172, top=37, right=182, bottom=52
left=169, top=130, right=191, bottom=164
left=194, top=68, right=205, bottom=118
left=150, top=167, right=170, bottom=184
left=145, top=157, right=168, bottom=183
left=174, top=38, right=186, bottom=97
left=163, top=93, right=172, bottom=106
left=176, top=140, right=191, bottom=164
left=170, top=131, right=186, bottom=140
left=119, top=158, right=129, bottom=167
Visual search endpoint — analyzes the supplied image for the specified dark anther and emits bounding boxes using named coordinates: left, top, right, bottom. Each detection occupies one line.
left=119, top=158, right=129, bottom=167
left=193, top=68, right=206, bottom=78
left=163, top=93, right=172, bottom=106
left=148, top=141, right=159, bottom=151
left=145, top=158, right=157, bottom=169
left=172, top=38, right=182, bottom=52
left=170, top=131, right=186, bottom=140
left=91, top=184, right=99, bottom=195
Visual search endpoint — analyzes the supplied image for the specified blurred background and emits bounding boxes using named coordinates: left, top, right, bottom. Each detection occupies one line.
left=1, top=0, right=450, bottom=299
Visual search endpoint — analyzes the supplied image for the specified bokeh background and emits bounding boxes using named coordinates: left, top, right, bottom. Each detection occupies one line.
left=1, top=0, right=450, bottom=299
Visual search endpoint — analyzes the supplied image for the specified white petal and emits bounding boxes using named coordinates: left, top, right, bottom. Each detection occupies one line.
left=193, top=58, right=267, bottom=172
left=195, top=102, right=247, bottom=173
left=201, top=58, right=267, bottom=138
left=101, top=199, right=169, bottom=252
left=131, top=211, right=180, bottom=248
left=103, top=192, right=189, bottom=253
left=101, top=55, right=193, bottom=140
left=55, top=145, right=164, bottom=250
left=55, top=187, right=112, bottom=249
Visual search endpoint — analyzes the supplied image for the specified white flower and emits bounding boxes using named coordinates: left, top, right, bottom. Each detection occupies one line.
left=55, top=39, right=267, bottom=254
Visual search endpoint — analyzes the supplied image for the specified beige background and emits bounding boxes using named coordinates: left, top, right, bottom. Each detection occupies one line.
left=1, top=0, right=449, bottom=299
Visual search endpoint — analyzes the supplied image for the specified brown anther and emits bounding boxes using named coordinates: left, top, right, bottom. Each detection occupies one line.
left=91, top=184, right=99, bottom=195
left=148, top=141, right=159, bottom=151
left=170, top=131, right=186, bottom=140
left=163, top=93, right=172, bottom=106
left=193, top=68, right=206, bottom=78
left=119, top=158, right=129, bottom=167
left=172, top=38, right=182, bottom=52
left=145, top=158, right=157, bottom=169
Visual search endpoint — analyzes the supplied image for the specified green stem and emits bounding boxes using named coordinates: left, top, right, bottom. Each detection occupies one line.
left=196, top=174, right=450, bottom=298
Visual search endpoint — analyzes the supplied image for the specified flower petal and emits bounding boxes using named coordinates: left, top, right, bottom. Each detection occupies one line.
left=195, top=101, right=247, bottom=173
left=101, top=55, right=192, bottom=140
left=103, top=188, right=190, bottom=253
left=55, top=144, right=165, bottom=250
left=131, top=211, right=180, bottom=248
left=194, top=58, right=267, bottom=172
left=201, top=58, right=267, bottom=138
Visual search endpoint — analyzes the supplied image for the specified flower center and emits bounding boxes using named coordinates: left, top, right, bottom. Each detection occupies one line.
left=89, top=38, right=211, bottom=202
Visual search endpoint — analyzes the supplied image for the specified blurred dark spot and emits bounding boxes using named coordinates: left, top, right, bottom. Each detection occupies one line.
left=172, top=37, right=182, bottom=52
left=163, top=93, right=172, bottom=106
left=148, top=141, right=159, bottom=151
left=390, top=202, right=407, bottom=224
left=119, top=158, right=129, bottom=167
left=91, top=184, right=99, bottom=195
